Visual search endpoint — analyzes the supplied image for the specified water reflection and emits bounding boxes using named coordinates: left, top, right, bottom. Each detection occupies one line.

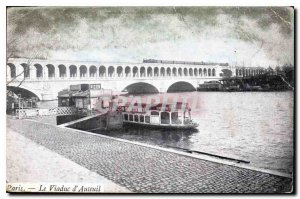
left=92, top=126, right=196, bottom=149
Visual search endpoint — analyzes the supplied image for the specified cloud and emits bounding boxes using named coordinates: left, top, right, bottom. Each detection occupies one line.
left=7, top=7, right=294, bottom=67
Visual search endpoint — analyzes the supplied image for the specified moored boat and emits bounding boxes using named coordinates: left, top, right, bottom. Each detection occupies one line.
left=119, top=102, right=199, bottom=130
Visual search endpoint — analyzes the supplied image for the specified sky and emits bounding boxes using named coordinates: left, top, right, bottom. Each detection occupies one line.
left=7, top=7, right=294, bottom=67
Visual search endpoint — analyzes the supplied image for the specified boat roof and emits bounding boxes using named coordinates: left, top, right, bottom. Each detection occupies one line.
left=119, top=102, right=190, bottom=110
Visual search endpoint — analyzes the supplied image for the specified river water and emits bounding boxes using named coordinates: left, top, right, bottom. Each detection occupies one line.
left=39, top=91, right=294, bottom=174
left=96, top=91, right=294, bottom=174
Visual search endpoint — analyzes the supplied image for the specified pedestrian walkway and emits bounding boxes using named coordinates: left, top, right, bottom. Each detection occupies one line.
left=6, top=127, right=130, bottom=193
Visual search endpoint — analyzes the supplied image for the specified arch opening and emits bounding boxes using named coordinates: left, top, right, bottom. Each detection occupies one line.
left=21, top=63, right=30, bottom=78
left=34, top=64, right=43, bottom=78
left=160, top=67, right=165, bottom=77
left=133, top=66, right=138, bottom=77
left=154, top=67, right=159, bottom=77
left=147, top=67, right=153, bottom=77
left=194, top=68, right=198, bottom=76
left=184, top=68, right=188, bottom=76
left=46, top=64, right=55, bottom=78
left=172, top=67, right=177, bottom=76
left=140, top=67, right=145, bottom=77
left=117, top=66, right=123, bottom=77
left=178, top=68, right=182, bottom=76
left=69, top=65, right=77, bottom=78
left=212, top=68, right=216, bottom=76
left=89, top=65, right=97, bottom=77
left=108, top=66, right=115, bottom=77
left=58, top=64, right=66, bottom=77
left=167, top=68, right=171, bottom=77
left=189, top=68, right=193, bottom=76
left=167, top=81, right=196, bottom=93
left=7, top=86, right=40, bottom=100
left=122, top=82, right=159, bottom=94
left=79, top=65, right=87, bottom=78
left=203, top=68, right=207, bottom=76
left=8, top=63, right=16, bottom=78
left=99, top=66, right=106, bottom=77
left=199, top=68, right=202, bottom=76
left=125, top=66, right=131, bottom=77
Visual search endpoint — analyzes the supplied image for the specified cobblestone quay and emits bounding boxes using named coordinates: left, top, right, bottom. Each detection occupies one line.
left=7, top=118, right=293, bottom=193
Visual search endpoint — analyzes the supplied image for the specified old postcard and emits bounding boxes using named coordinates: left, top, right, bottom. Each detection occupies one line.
left=6, top=6, right=294, bottom=193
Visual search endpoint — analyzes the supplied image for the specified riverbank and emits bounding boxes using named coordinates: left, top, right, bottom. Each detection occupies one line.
left=6, top=124, right=130, bottom=193
left=6, top=116, right=293, bottom=193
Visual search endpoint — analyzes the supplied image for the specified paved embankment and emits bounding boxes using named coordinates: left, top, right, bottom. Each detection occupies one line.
left=6, top=126, right=130, bottom=193
left=6, top=117, right=293, bottom=193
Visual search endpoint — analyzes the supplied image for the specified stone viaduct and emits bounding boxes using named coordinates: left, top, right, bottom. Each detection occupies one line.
left=6, top=58, right=266, bottom=100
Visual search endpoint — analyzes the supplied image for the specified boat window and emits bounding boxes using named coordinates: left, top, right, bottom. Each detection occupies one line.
left=134, top=115, right=139, bottom=122
left=129, top=114, right=133, bottom=121
left=145, top=116, right=150, bottom=123
left=151, top=111, right=159, bottom=116
left=124, top=114, right=128, bottom=121
left=161, top=112, right=170, bottom=124
left=140, top=115, right=144, bottom=122
left=171, top=112, right=182, bottom=124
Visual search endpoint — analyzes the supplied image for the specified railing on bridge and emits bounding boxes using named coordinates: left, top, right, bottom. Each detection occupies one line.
left=16, top=107, right=77, bottom=119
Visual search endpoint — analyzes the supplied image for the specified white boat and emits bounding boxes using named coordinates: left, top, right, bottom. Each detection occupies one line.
left=119, top=102, right=199, bottom=130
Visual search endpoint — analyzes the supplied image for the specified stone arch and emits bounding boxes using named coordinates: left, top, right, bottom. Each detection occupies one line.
left=21, top=63, right=30, bottom=78
left=79, top=65, right=87, bottom=78
left=172, top=67, right=177, bottom=76
left=133, top=66, right=138, bottom=77
left=184, top=68, right=188, bottom=76
left=167, top=81, right=196, bottom=92
left=122, top=82, right=159, bottom=94
left=147, top=67, right=153, bottom=77
left=189, top=68, right=193, bottom=76
left=89, top=65, right=97, bottom=77
left=154, top=67, right=159, bottom=77
left=108, top=66, right=115, bottom=77
left=160, top=67, right=165, bottom=77
left=34, top=64, right=43, bottom=78
left=69, top=65, right=77, bottom=77
left=208, top=68, right=211, bottom=76
left=194, top=68, right=198, bottom=76
left=178, top=68, right=182, bottom=76
left=140, top=67, right=146, bottom=77
left=58, top=64, right=66, bottom=77
left=203, top=68, right=207, bottom=76
left=117, top=66, right=123, bottom=77
left=46, top=64, right=55, bottom=78
left=7, top=63, right=16, bottom=78
left=212, top=68, right=216, bottom=76
left=99, top=66, right=106, bottom=77
left=167, top=67, right=171, bottom=77
left=199, top=68, right=202, bottom=76
left=7, top=86, right=41, bottom=101
left=125, top=66, right=131, bottom=77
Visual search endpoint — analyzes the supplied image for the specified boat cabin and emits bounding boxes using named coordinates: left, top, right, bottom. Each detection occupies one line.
left=120, top=102, right=195, bottom=127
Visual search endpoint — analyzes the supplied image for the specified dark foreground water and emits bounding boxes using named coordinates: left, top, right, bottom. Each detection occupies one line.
left=40, top=91, right=294, bottom=174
